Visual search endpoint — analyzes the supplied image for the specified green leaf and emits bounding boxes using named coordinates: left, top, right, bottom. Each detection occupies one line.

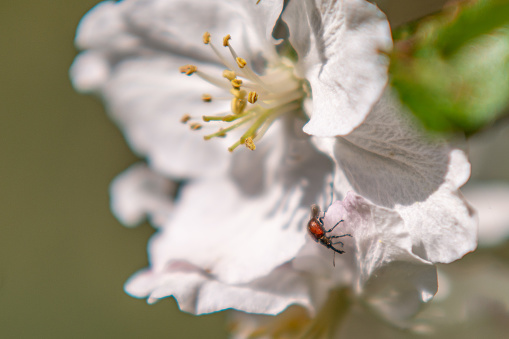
left=390, top=0, right=509, bottom=135
left=435, top=0, right=509, bottom=57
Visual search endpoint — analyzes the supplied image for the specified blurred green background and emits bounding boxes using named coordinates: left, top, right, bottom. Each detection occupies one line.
left=0, top=1, right=228, bottom=338
left=0, top=1, right=450, bottom=338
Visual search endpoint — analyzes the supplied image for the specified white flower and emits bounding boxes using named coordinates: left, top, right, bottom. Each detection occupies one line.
left=70, top=0, right=391, bottom=177
left=71, top=0, right=477, bottom=335
left=118, top=95, right=476, bottom=329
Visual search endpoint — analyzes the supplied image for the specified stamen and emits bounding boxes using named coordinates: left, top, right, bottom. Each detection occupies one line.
left=239, top=110, right=271, bottom=144
left=203, top=107, right=252, bottom=122
left=204, top=114, right=253, bottom=140
left=254, top=102, right=301, bottom=142
left=236, top=57, right=247, bottom=68
left=203, top=31, right=211, bottom=44
left=223, top=70, right=236, bottom=81
left=180, top=33, right=305, bottom=153
left=245, top=137, right=256, bottom=151
left=205, top=33, right=235, bottom=70
left=217, top=129, right=227, bottom=138
left=231, top=88, right=246, bottom=99
left=190, top=123, right=202, bottom=130
left=179, top=64, right=197, bottom=76
left=256, top=90, right=303, bottom=109
left=231, top=79, right=242, bottom=88
left=195, top=70, right=230, bottom=90
left=231, top=97, right=247, bottom=114
left=224, top=42, right=270, bottom=91
left=228, top=140, right=242, bottom=152
left=256, top=0, right=261, bottom=4
left=248, top=91, right=258, bottom=104
left=222, top=34, right=231, bottom=47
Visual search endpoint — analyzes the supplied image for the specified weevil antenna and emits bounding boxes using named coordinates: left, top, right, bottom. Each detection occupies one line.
left=330, top=234, right=352, bottom=240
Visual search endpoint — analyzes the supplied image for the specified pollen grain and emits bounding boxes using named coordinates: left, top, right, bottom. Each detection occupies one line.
left=203, top=31, right=211, bottom=44
left=222, top=34, right=231, bottom=47
left=179, top=64, right=197, bottom=75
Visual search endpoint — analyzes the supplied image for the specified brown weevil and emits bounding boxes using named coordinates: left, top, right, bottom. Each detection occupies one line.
left=307, top=204, right=351, bottom=266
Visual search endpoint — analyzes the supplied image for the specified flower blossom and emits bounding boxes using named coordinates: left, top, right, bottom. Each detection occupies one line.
left=71, top=0, right=477, bottom=335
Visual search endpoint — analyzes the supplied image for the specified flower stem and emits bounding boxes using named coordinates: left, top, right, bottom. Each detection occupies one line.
left=299, top=288, right=352, bottom=339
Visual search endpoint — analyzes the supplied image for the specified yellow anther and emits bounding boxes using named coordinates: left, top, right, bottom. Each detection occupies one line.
left=190, top=123, right=202, bottom=130
left=248, top=91, right=258, bottom=104
left=180, top=114, right=191, bottom=124
left=256, top=0, right=261, bottom=4
left=236, top=57, right=247, bottom=68
left=203, top=31, right=211, bottom=44
left=217, top=129, right=227, bottom=138
left=231, top=79, right=242, bottom=88
left=179, top=64, right=197, bottom=75
left=223, top=34, right=231, bottom=47
left=230, top=88, right=247, bottom=99
left=201, top=94, right=212, bottom=102
left=245, top=137, right=256, bottom=150
left=231, top=97, right=247, bottom=115
left=223, top=70, right=236, bottom=81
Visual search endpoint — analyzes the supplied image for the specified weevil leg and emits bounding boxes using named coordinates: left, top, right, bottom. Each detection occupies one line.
left=325, top=220, right=344, bottom=233
left=330, top=245, right=345, bottom=254
left=332, top=241, right=344, bottom=247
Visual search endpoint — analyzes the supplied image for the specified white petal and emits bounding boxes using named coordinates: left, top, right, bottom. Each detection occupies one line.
left=103, top=56, right=233, bottom=178
left=69, top=51, right=110, bottom=92
left=462, top=182, right=509, bottom=247
left=124, top=122, right=335, bottom=315
left=331, top=94, right=465, bottom=207
left=121, top=0, right=280, bottom=64
left=283, top=0, right=392, bottom=136
left=125, top=262, right=313, bottom=315
left=125, top=264, right=205, bottom=311
left=363, top=260, right=437, bottom=326
left=397, top=172, right=477, bottom=264
left=295, top=192, right=438, bottom=323
left=149, top=178, right=307, bottom=285
left=110, top=163, right=174, bottom=227
left=196, top=265, right=312, bottom=315
left=145, top=124, right=335, bottom=285
left=74, top=1, right=139, bottom=51
left=320, top=92, right=477, bottom=263
left=344, top=195, right=438, bottom=325
left=247, top=0, right=285, bottom=46
left=331, top=194, right=437, bottom=304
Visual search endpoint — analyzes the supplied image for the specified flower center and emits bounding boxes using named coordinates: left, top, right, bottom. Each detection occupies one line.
left=179, top=32, right=305, bottom=152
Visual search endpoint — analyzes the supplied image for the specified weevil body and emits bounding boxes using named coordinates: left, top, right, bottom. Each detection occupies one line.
left=307, top=204, right=352, bottom=265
